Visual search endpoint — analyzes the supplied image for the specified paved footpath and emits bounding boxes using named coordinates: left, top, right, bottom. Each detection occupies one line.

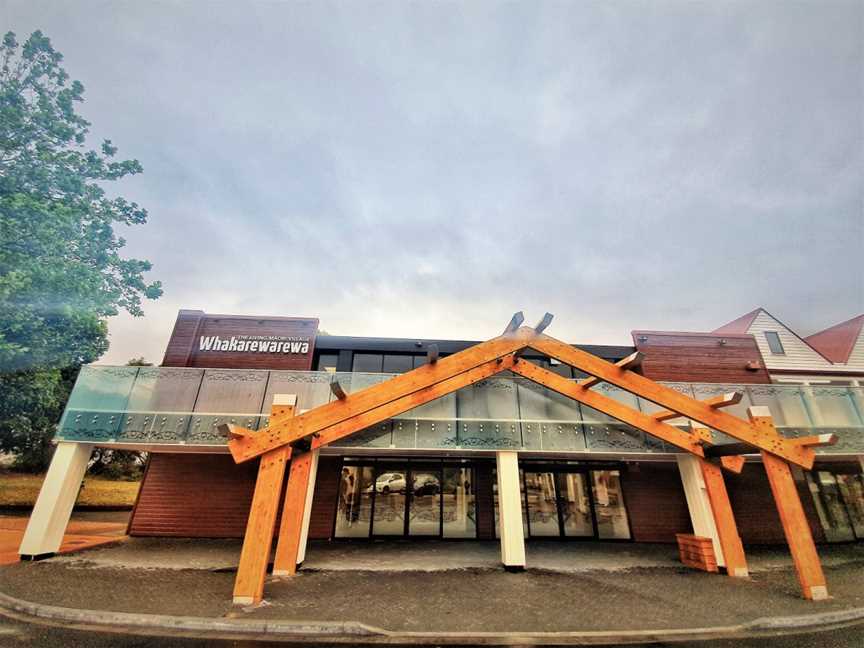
left=0, top=512, right=128, bottom=565
left=0, top=538, right=863, bottom=644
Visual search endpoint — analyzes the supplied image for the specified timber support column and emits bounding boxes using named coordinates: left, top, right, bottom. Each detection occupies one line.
left=496, top=450, right=525, bottom=571
left=272, top=447, right=318, bottom=575
left=699, top=459, right=748, bottom=577
left=232, top=395, right=296, bottom=606
left=676, top=454, right=725, bottom=568
left=19, top=441, right=93, bottom=560
left=751, top=407, right=828, bottom=601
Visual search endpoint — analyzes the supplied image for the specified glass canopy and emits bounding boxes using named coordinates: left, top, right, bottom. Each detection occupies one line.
left=54, top=366, right=864, bottom=454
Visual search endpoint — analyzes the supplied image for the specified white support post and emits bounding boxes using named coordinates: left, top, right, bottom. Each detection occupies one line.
left=294, top=448, right=319, bottom=566
left=19, top=442, right=94, bottom=559
left=676, top=454, right=726, bottom=567
left=496, top=450, right=526, bottom=571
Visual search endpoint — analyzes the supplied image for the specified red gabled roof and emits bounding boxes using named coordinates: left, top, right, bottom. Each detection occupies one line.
left=712, top=308, right=763, bottom=335
left=805, top=315, right=864, bottom=364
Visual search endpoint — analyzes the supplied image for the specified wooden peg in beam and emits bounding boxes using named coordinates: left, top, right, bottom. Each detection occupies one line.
left=426, top=344, right=439, bottom=365
left=218, top=423, right=254, bottom=440
left=534, top=313, right=554, bottom=334
left=719, top=455, right=746, bottom=474
left=578, top=351, right=645, bottom=389
left=330, top=380, right=347, bottom=400
left=793, top=433, right=838, bottom=448
left=652, top=391, right=744, bottom=423
left=503, top=311, right=525, bottom=335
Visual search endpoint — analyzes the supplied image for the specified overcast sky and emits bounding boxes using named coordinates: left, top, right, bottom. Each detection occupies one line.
left=6, top=1, right=863, bottom=364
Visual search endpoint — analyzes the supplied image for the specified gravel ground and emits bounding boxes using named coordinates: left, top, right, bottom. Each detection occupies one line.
left=2, top=558, right=864, bottom=633
left=43, top=537, right=864, bottom=573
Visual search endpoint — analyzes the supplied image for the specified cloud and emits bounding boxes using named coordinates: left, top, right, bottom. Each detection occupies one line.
left=5, top=0, right=862, bottom=364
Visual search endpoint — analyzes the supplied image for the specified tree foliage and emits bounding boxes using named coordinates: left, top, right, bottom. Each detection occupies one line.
left=0, top=31, right=161, bottom=471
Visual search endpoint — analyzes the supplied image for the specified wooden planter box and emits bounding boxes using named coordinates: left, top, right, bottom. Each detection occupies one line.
left=676, top=533, right=718, bottom=573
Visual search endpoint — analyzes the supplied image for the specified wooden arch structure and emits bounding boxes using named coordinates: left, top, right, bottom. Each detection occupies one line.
left=222, top=313, right=836, bottom=605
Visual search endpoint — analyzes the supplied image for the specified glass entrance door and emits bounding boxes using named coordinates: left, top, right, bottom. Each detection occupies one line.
left=408, top=468, right=441, bottom=536
left=517, top=464, right=631, bottom=540
left=556, top=472, right=594, bottom=537
left=335, top=460, right=476, bottom=539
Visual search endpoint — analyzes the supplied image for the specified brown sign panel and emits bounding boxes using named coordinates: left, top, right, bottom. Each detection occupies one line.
left=162, top=310, right=318, bottom=370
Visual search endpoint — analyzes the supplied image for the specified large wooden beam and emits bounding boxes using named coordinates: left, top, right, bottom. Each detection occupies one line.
left=652, top=392, right=743, bottom=422
left=510, top=360, right=705, bottom=456
left=228, top=330, right=534, bottom=463
left=232, top=397, right=296, bottom=605
left=578, top=352, right=644, bottom=389
left=751, top=409, right=828, bottom=600
left=699, top=458, right=748, bottom=578
left=529, top=335, right=815, bottom=469
left=272, top=449, right=316, bottom=576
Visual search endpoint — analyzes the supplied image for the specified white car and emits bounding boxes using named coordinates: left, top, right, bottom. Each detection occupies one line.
left=368, top=472, right=406, bottom=494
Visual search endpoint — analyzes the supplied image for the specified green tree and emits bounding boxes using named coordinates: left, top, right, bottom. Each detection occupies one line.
left=0, top=31, right=161, bottom=471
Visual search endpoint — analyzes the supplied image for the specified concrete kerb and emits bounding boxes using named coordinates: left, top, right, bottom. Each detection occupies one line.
left=2, top=590, right=864, bottom=645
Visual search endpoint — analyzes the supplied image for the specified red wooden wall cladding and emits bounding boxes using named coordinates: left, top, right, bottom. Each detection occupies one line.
left=161, top=309, right=319, bottom=370
left=129, top=453, right=342, bottom=538
left=632, top=331, right=771, bottom=384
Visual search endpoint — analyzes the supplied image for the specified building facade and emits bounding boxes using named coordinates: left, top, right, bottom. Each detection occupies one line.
left=20, top=308, right=864, bottom=562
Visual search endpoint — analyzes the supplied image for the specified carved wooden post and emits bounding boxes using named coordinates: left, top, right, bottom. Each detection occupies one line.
left=750, top=407, right=828, bottom=600
left=232, top=395, right=296, bottom=605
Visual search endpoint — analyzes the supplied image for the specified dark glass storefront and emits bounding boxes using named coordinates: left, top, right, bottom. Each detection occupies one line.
left=493, top=463, right=632, bottom=540
left=807, top=467, right=864, bottom=542
left=333, top=458, right=632, bottom=541
left=334, top=459, right=477, bottom=539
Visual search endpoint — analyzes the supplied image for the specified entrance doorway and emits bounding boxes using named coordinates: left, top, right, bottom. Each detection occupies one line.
left=334, top=460, right=477, bottom=539
left=494, top=464, right=632, bottom=540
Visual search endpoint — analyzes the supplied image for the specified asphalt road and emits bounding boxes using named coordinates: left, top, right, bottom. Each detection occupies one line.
left=1, top=616, right=864, bottom=648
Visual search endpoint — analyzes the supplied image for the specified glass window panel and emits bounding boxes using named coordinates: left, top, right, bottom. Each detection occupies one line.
left=383, top=355, right=414, bottom=374
left=194, top=369, right=268, bottom=413
left=524, top=471, right=560, bottom=536
left=765, top=331, right=785, bottom=354
left=352, top=353, right=383, bottom=373
left=316, top=354, right=339, bottom=372
left=591, top=470, right=631, bottom=539
left=807, top=387, right=863, bottom=427
left=557, top=472, right=594, bottom=537
left=412, top=355, right=427, bottom=369
left=814, top=471, right=855, bottom=542
left=262, top=370, right=331, bottom=412
left=121, top=368, right=203, bottom=443
left=334, top=465, right=374, bottom=538
left=59, top=366, right=140, bottom=441
left=515, top=378, right=582, bottom=422
left=747, top=385, right=812, bottom=427
left=836, top=474, right=864, bottom=539
left=371, top=469, right=406, bottom=535
left=443, top=467, right=476, bottom=538
left=409, top=469, right=441, bottom=536
left=65, top=366, right=140, bottom=412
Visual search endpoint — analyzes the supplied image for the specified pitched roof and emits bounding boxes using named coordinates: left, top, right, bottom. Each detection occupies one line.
left=711, top=308, right=763, bottom=334
left=805, top=315, right=864, bottom=364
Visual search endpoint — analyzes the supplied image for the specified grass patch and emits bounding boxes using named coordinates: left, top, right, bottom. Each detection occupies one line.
left=0, top=471, right=139, bottom=507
